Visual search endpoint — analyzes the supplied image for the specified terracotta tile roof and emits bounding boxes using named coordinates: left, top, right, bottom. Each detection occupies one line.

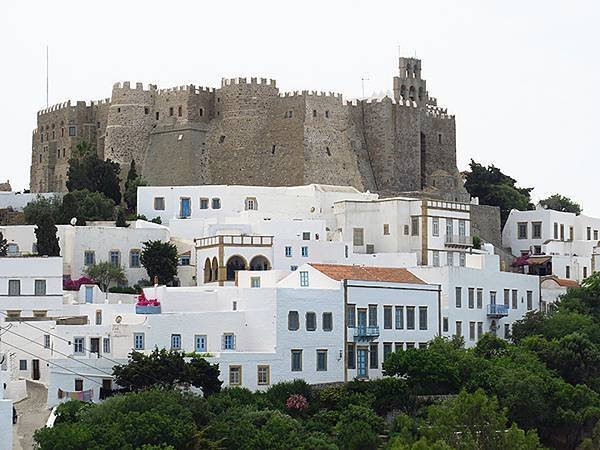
left=309, top=263, right=425, bottom=284
left=541, top=275, right=579, bottom=288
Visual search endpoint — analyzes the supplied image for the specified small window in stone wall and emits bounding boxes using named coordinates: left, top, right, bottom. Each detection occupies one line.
left=156, top=111, right=160, bottom=120
left=438, top=133, right=443, bottom=144
left=325, top=110, right=330, bottom=118
left=219, top=135, right=225, bottom=143
left=178, top=106, right=182, bottom=117
left=313, top=110, right=317, bottom=117
left=271, top=145, right=276, bottom=155
left=199, top=108, right=204, bottom=117
left=117, top=107, right=121, bottom=113
left=326, top=147, right=331, bottom=156
left=144, top=107, right=149, bottom=115
left=169, top=107, right=174, bottom=116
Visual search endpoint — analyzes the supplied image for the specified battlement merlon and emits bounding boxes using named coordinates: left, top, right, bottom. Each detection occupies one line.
left=220, top=77, right=277, bottom=87
left=157, top=84, right=216, bottom=95
left=280, top=90, right=344, bottom=100
left=112, top=81, right=158, bottom=91
left=37, top=101, right=73, bottom=116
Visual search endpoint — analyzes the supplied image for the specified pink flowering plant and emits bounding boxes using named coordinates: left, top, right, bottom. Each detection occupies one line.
left=136, top=291, right=161, bottom=307
left=286, top=394, right=308, bottom=415
left=63, top=276, right=96, bottom=291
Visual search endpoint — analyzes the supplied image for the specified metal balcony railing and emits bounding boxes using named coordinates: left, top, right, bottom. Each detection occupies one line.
left=354, top=326, right=380, bottom=341
left=445, top=234, right=473, bottom=247
left=487, top=304, right=509, bottom=318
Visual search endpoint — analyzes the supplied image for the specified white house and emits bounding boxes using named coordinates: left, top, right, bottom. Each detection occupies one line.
left=503, top=207, right=600, bottom=282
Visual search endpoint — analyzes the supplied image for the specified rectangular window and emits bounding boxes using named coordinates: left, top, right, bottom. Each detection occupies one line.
left=222, top=333, right=235, bottom=350
left=347, top=343, right=356, bottom=369
left=322, top=312, right=333, bottom=331
left=285, top=246, right=292, bottom=257
left=504, top=289, right=510, bottom=307
left=353, top=228, right=364, bottom=246
left=84, top=250, right=95, bottom=266
left=447, top=251, right=454, bottom=267
left=178, top=105, right=183, bottom=117
left=395, top=306, right=404, bottom=329
left=291, top=349, right=303, bottom=371
left=199, top=198, right=209, bottom=209
left=245, top=197, right=258, bottom=210
left=129, top=250, right=141, bottom=268
left=443, top=317, right=449, bottom=332
left=169, top=107, right=174, bottom=116
left=34, top=279, right=46, bottom=296
left=595, top=230, right=599, bottom=241
left=134, top=333, right=145, bottom=350
left=406, top=342, right=415, bottom=349
left=156, top=111, right=160, bottom=120
left=8, top=280, right=20, bottom=296
left=211, top=198, right=221, bottom=209
left=383, top=343, right=393, bottom=361
left=455, top=287, right=462, bottom=308
left=432, top=251, right=440, bottom=267
left=346, top=304, right=356, bottom=327
left=171, top=334, right=182, bottom=350
left=317, top=350, right=328, bottom=371
left=306, top=312, right=317, bottom=331
left=477, top=322, right=483, bottom=339
left=518, top=222, right=528, bottom=239
left=369, top=343, right=379, bottom=369
left=180, top=197, right=191, bottom=218
left=301, top=246, right=309, bottom=257
left=469, top=322, right=475, bottom=341
left=527, top=291, right=533, bottom=310
left=383, top=223, right=390, bottom=235
left=299, top=271, right=309, bottom=287
left=411, top=217, right=419, bottom=236
left=532, top=222, right=542, bottom=239
left=154, top=197, right=165, bottom=210
left=395, top=342, right=403, bottom=352
left=103, top=337, right=110, bottom=354
left=406, top=306, right=415, bottom=330
left=404, top=225, right=410, bottom=235
left=68, top=126, right=76, bottom=136
left=368, top=305, right=378, bottom=327
left=95, top=310, right=102, bottom=325
left=432, top=217, right=439, bottom=236
left=250, top=277, right=261, bottom=288
left=459, top=253, right=466, bottom=267
left=446, top=218, right=454, bottom=237
left=257, top=365, right=270, bottom=385
left=468, top=288, right=475, bottom=309
left=19, top=360, right=27, bottom=371
left=383, top=306, right=392, bottom=329
left=109, top=250, right=120, bottom=267
left=504, top=323, right=510, bottom=338
left=553, top=222, right=559, bottom=239
left=419, top=306, right=428, bottom=330
left=44, top=335, right=51, bottom=348
left=455, top=321, right=462, bottom=337
left=229, top=366, right=242, bottom=386
left=512, top=289, right=518, bottom=309
left=195, top=335, right=207, bottom=352
left=288, top=311, right=299, bottom=330
left=560, top=224, right=565, bottom=241
left=458, top=219, right=466, bottom=237
left=302, top=232, right=310, bottom=240
left=477, top=288, right=483, bottom=309
left=74, top=337, right=85, bottom=354
left=566, top=266, right=571, bottom=279
left=74, top=379, right=83, bottom=391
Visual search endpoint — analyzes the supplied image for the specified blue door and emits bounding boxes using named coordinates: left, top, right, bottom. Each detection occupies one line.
left=85, top=286, right=94, bottom=303
left=180, top=198, right=191, bottom=218
left=357, top=348, right=368, bottom=379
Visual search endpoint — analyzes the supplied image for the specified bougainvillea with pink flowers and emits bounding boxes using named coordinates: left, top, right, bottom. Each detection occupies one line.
left=286, top=394, right=308, bottom=411
left=136, top=290, right=161, bottom=307
left=63, top=276, right=96, bottom=291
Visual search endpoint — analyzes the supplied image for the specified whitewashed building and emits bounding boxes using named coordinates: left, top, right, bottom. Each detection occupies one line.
left=503, top=207, right=600, bottom=282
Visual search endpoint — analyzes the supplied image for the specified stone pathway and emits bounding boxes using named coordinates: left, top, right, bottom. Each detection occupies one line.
left=13, top=380, right=50, bottom=450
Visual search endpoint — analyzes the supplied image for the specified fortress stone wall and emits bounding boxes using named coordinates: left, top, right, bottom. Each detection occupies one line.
left=30, top=56, right=469, bottom=202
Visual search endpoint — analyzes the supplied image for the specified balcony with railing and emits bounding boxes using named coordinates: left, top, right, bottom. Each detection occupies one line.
left=444, top=234, right=473, bottom=247
left=353, top=325, right=380, bottom=342
left=195, top=235, right=274, bottom=249
left=487, top=304, right=509, bottom=318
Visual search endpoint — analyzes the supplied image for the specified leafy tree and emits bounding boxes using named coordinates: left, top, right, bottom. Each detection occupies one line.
left=335, top=404, right=384, bottom=450
left=35, top=213, right=60, bottom=256
left=84, top=261, right=126, bottom=297
left=0, top=231, right=7, bottom=256
left=124, top=160, right=147, bottom=212
left=23, top=194, right=62, bottom=224
left=540, top=193, right=582, bottom=214
left=112, top=348, right=222, bottom=396
left=69, top=189, right=115, bottom=221
left=115, top=207, right=128, bottom=227
left=66, top=140, right=122, bottom=204
left=60, top=192, right=86, bottom=226
left=140, top=240, right=179, bottom=285
left=464, top=160, right=534, bottom=224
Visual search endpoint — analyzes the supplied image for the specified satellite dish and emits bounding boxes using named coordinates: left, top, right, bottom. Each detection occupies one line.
left=70, top=217, right=77, bottom=226
left=115, top=315, right=122, bottom=324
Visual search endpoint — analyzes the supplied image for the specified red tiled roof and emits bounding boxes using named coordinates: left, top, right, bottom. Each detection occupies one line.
left=309, top=263, right=425, bottom=284
left=541, top=275, right=579, bottom=288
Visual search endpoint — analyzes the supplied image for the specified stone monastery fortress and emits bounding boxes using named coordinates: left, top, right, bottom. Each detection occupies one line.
left=30, top=56, right=468, bottom=202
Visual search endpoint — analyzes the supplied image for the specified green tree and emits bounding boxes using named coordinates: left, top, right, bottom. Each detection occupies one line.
left=69, top=189, right=115, bottom=221
left=84, top=261, right=126, bottom=297
left=60, top=192, right=86, bottom=226
left=0, top=231, right=7, bottom=256
left=124, top=160, right=147, bottom=212
left=66, top=140, right=122, bottom=204
left=335, top=404, right=384, bottom=450
left=539, top=193, right=582, bottom=214
left=115, top=207, right=128, bottom=227
left=140, top=240, right=179, bottom=285
left=112, top=348, right=222, bottom=396
left=464, top=160, right=533, bottom=225
left=35, top=213, right=60, bottom=256
left=23, top=194, right=62, bottom=224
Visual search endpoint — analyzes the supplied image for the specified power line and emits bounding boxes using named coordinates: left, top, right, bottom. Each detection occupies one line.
left=0, top=340, right=102, bottom=386
left=0, top=325, right=114, bottom=378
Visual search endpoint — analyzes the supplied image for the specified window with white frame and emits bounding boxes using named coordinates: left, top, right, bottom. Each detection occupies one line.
left=316, top=349, right=328, bottom=371
left=322, top=312, right=333, bottom=331
left=195, top=335, right=207, bottom=352
left=532, top=222, right=542, bottom=239
left=8, top=280, right=20, bottom=296
left=455, top=287, right=462, bottom=308
left=109, top=250, right=121, bottom=267
left=222, top=333, right=235, bottom=350
left=299, top=271, right=309, bottom=287
left=44, top=334, right=51, bottom=348
left=432, top=250, right=440, bottom=267
left=518, top=222, right=528, bottom=240
left=411, top=217, right=419, bottom=236
left=418, top=306, right=428, bottom=330
left=288, top=311, right=299, bottom=331
left=250, top=277, right=261, bottom=288
left=432, top=217, right=439, bottom=237
left=302, top=232, right=311, bottom=241
left=527, top=291, right=533, bottom=310
left=154, top=197, right=165, bottom=210
left=395, top=306, right=404, bottom=329
left=103, top=337, right=110, bottom=354
left=19, top=360, right=27, bottom=371
left=171, top=334, right=182, bottom=350
left=459, top=253, right=466, bottom=267
left=477, top=288, right=483, bottom=309
left=306, top=312, right=317, bottom=331
left=34, top=279, right=46, bottom=296
left=199, top=198, right=209, bottom=209
left=95, top=310, right=102, bottom=325
left=353, top=228, right=364, bottom=245
left=229, top=366, right=242, bottom=386
left=84, top=250, right=95, bottom=266
left=406, top=306, right=415, bottom=330
left=301, top=246, right=309, bottom=257
left=245, top=197, right=258, bottom=210
left=211, top=198, right=221, bottom=209
left=257, top=365, right=270, bottom=385
left=130, top=250, right=141, bottom=268
left=285, top=246, right=292, bottom=257
left=73, top=337, right=85, bottom=355
left=134, top=333, right=145, bottom=350
left=291, top=349, right=302, bottom=371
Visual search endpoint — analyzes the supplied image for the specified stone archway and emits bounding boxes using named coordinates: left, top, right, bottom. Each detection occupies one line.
left=226, top=255, right=247, bottom=281
left=249, top=255, right=271, bottom=271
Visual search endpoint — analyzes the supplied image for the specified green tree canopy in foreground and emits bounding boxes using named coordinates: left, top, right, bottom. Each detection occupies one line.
left=140, top=240, right=179, bottom=285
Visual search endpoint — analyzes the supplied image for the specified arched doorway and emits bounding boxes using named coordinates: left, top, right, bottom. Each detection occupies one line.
left=226, top=255, right=247, bottom=281
left=203, top=258, right=212, bottom=283
left=212, top=257, right=219, bottom=282
left=249, top=255, right=271, bottom=271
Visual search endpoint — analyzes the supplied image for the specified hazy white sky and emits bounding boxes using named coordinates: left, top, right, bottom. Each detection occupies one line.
left=1, top=0, right=598, bottom=214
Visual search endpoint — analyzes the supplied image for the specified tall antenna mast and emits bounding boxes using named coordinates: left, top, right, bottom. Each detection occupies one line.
left=361, top=77, right=369, bottom=99
left=46, top=45, right=49, bottom=107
